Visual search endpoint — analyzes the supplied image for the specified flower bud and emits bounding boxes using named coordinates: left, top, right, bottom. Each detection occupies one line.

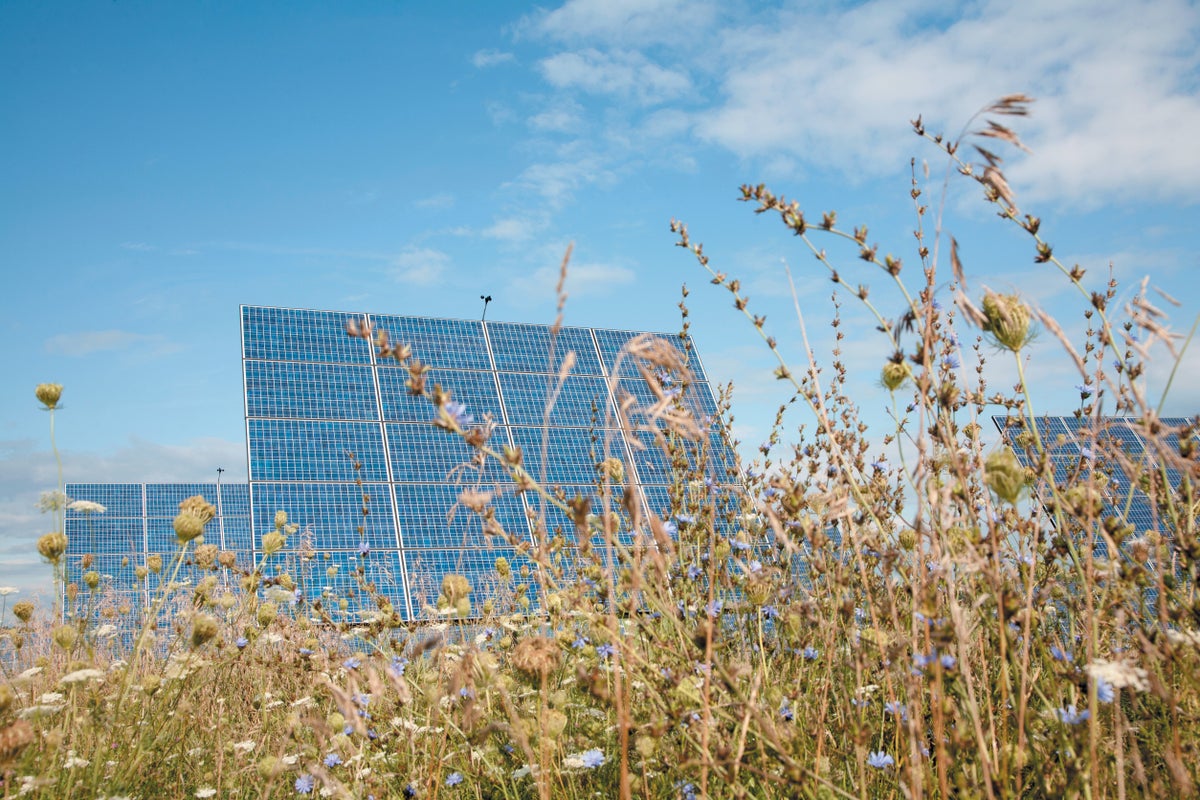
left=881, top=361, right=911, bottom=391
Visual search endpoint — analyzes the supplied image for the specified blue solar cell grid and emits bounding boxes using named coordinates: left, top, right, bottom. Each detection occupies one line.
left=260, top=549, right=407, bottom=610
left=66, top=484, right=143, bottom=518
left=386, top=423, right=512, bottom=485
left=251, top=482, right=399, bottom=551
left=245, top=361, right=378, bottom=420
left=403, top=546, right=540, bottom=617
left=510, top=426, right=628, bottom=486
left=243, top=306, right=370, bottom=364
left=498, top=372, right=613, bottom=428
left=68, top=515, right=145, bottom=556
left=369, top=315, right=491, bottom=371
left=485, top=322, right=605, bottom=376
left=249, top=419, right=389, bottom=482
left=393, top=484, right=531, bottom=550
left=379, top=368, right=503, bottom=423
left=591, top=328, right=708, bottom=383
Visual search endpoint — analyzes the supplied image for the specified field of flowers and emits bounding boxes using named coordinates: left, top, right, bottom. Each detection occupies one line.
left=3, top=98, right=1198, bottom=799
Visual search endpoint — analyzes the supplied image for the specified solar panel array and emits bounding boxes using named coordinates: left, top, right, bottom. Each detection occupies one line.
left=992, top=415, right=1195, bottom=561
left=241, top=305, right=742, bottom=621
left=63, top=482, right=251, bottom=620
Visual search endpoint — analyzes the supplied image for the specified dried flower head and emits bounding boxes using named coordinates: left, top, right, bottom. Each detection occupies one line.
left=262, top=531, right=285, bottom=555
left=0, top=720, right=35, bottom=763
left=191, top=614, right=219, bottom=647
left=35, top=383, right=63, bottom=410
left=257, top=602, right=278, bottom=627
left=982, top=290, right=1033, bottom=352
left=146, top=554, right=163, bottom=574
left=881, top=361, right=911, bottom=391
left=12, top=600, right=34, bottom=624
left=985, top=449, right=1027, bottom=504
left=36, top=532, right=68, bottom=564
left=1086, top=660, right=1150, bottom=693
left=274, top=510, right=288, bottom=531
left=511, top=636, right=561, bottom=682
left=51, top=624, right=78, bottom=651
left=179, top=495, right=216, bottom=523
left=173, top=512, right=207, bottom=543
left=194, top=544, right=218, bottom=569
left=440, top=574, right=471, bottom=604
left=83, top=570, right=101, bottom=590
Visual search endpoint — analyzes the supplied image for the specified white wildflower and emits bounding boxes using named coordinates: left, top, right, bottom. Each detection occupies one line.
left=60, top=668, right=105, bottom=685
left=264, top=587, right=296, bottom=604
left=38, top=692, right=65, bottom=704
left=19, top=704, right=64, bottom=718
left=0, top=587, right=18, bottom=596
left=62, top=752, right=90, bottom=769
left=290, top=696, right=313, bottom=708
left=1167, top=629, right=1200, bottom=648
left=36, top=490, right=70, bottom=513
left=15, top=666, right=43, bottom=683
left=262, top=633, right=283, bottom=645
left=233, top=740, right=256, bottom=754
left=195, top=789, right=217, bottom=798
left=95, top=624, right=118, bottom=638
left=318, top=789, right=333, bottom=799
left=68, top=499, right=107, bottom=514
left=1086, top=659, right=1150, bottom=693
left=281, top=754, right=299, bottom=766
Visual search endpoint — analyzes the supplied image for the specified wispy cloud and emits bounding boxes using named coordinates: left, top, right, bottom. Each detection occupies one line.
left=523, top=0, right=718, bottom=47
left=482, top=216, right=545, bottom=243
left=415, top=192, right=456, bottom=210
left=390, top=247, right=450, bottom=286
left=508, top=259, right=635, bottom=306
left=43, top=330, right=173, bottom=357
left=121, top=241, right=156, bottom=251
left=538, top=48, right=690, bottom=105
left=472, top=48, right=515, bottom=68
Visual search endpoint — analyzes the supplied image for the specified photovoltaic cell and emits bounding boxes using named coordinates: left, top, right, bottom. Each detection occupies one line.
left=245, top=361, right=378, bottom=420
left=486, top=322, right=605, bottom=376
left=249, top=419, right=389, bottom=482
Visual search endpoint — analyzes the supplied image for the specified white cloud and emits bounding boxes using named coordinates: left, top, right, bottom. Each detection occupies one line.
left=121, top=241, right=155, bottom=251
left=526, top=0, right=717, bottom=46
left=528, top=100, right=584, bottom=133
left=695, top=0, right=1200, bottom=204
left=538, top=48, right=691, bottom=105
left=507, top=158, right=614, bottom=209
left=43, top=330, right=168, bottom=357
left=482, top=217, right=544, bottom=243
left=415, top=192, right=456, bottom=210
left=472, top=49, right=515, bottom=68
left=391, top=247, right=450, bottom=286
left=509, top=260, right=635, bottom=305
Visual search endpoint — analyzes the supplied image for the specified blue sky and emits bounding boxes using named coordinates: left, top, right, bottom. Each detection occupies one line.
left=3, top=0, right=1199, bottom=595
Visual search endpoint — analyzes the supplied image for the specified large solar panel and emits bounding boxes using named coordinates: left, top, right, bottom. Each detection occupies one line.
left=63, top=482, right=252, bottom=622
left=241, top=305, right=741, bottom=621
left=992, top=415, right=1196, bottom=570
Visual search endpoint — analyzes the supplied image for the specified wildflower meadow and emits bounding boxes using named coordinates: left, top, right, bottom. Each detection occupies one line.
left=2, top=98, right=1198, bottom=799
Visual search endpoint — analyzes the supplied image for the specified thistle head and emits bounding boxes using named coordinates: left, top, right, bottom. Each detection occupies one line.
left=985, top=449, right=1027, bottom=504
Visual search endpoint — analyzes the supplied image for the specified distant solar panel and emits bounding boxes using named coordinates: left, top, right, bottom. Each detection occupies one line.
left=992, top=415, right=1196, bottom=565
left=241, top=305, right=741, bottom=621
left=63, top=482, right=251, bottom=621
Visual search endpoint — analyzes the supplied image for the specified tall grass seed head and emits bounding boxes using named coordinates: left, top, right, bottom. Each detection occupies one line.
left=35, top=383, right=63, bottom=410
left=37, top=532, right=68, bottom=564
left=982, top=291, right=1033, bottom=352
left=985, top=449, right=1027, bottom=504
left=173, top=512, right=207, bottom=543
left=12, top=600, right=34, bottom=623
